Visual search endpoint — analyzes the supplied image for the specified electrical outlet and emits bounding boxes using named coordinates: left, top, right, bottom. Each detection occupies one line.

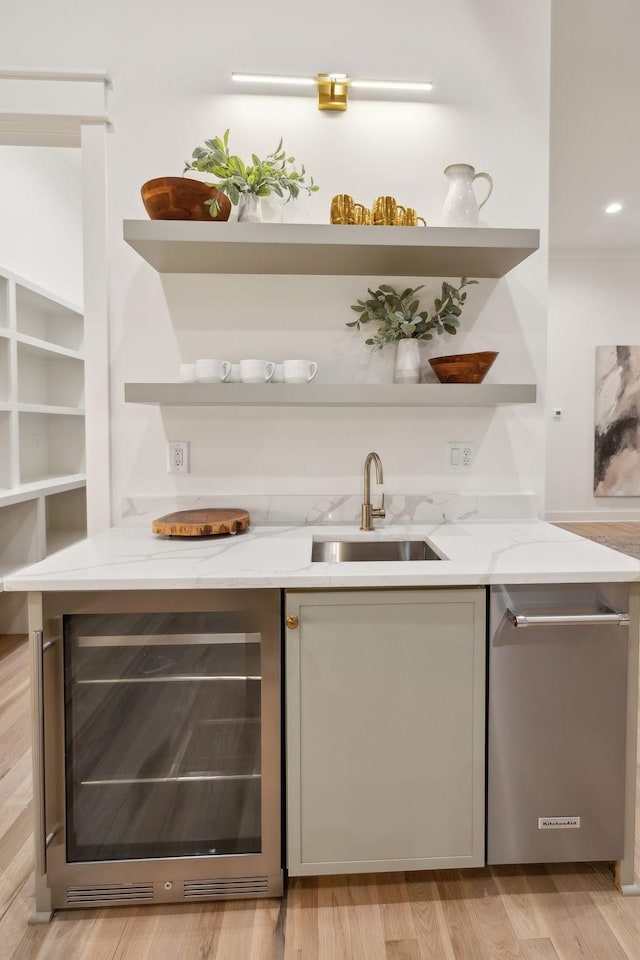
left=167, top=440, right=190, bottom=474
left=445, top=441, right=476, bottom=472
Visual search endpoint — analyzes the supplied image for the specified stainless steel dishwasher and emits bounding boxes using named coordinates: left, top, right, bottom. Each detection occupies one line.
left=487, top=583, right=629, bottom=865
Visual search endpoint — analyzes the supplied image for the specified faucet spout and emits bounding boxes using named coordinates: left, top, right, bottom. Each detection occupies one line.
left=361, top=451, right=386, bottom=531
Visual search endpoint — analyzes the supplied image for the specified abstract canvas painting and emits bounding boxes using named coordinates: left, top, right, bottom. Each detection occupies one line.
left=594, top=345, right=640, bottom=496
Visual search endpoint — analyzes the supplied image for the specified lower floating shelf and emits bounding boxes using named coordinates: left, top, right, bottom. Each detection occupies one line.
left=124, top=383, right=537, bottom=407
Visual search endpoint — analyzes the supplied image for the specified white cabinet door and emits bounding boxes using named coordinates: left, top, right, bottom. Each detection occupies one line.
left=285, top=588, right=486, bottom=876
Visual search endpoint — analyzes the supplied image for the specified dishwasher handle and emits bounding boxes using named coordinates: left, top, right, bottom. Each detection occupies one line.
left=505, top=604, right=630, bottom=628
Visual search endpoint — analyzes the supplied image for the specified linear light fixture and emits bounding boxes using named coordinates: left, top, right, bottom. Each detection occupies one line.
left=350, top=79, right=434, bottom=92
left=231, top=72, right=433, bottom=111
left=231, top=73, right=315, bottom=86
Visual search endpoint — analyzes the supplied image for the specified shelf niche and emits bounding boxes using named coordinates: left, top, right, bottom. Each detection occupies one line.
left=18, top=411, right=85, bottom=485
left=17, top=345, right=84, bottom=408
left=46, top=486, right=87, bottom=556
left=16, top=283, right=83, bottom=351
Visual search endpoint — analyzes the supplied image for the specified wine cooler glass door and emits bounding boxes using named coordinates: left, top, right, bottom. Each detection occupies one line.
left=63, top=610, right=266, bottom=862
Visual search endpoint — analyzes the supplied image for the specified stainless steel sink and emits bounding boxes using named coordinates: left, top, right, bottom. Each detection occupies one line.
left=311, top=539, right=442, bottom=563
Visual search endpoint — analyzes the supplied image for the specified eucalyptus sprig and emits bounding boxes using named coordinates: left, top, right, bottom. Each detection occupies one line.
left=184, top=129, right=319, bottom=217
left=347, top=277, right=478, bottom=350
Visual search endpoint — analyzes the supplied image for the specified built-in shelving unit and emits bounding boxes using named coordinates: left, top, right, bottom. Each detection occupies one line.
left=123, top=221, right=540, bottom=278
left=0, top=267, right=86, bottom=632
left=124, top=382, right=537, bottom=407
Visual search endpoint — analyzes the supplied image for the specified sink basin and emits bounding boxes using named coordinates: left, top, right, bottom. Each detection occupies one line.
left=311, top=539, right=442, bottom=563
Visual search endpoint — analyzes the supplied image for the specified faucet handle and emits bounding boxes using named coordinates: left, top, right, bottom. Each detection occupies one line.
left=372, top=492, right=386, bottom=518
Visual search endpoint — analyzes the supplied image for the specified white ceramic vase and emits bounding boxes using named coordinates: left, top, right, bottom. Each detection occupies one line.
left=237, top=194, right=263, bottom=223
left=441, top=163, right=493, bottom=226
left=394, top=339, right=422, bottom=383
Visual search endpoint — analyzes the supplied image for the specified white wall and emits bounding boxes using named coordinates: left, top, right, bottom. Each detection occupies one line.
left=546, top=254, right=640, bottom=521
left=2, top=0, right=551, bottom=522
left=0, top=146, right=83, bottom=305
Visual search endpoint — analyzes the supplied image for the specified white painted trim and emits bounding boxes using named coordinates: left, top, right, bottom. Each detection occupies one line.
left=81, top=123, right=111, bottom=533
left=0, top=112, right=109, bottom=124
left=0, top=115, right=109, bottom=148
left=617, top=580, right=640, bottom=893
left=0, top=69, right=110, bottom=83
left=0, top=68, right=111, bottom=145
left=6, top=280, right=19, bottom=488
left=550, top=247, right=640, bottom=262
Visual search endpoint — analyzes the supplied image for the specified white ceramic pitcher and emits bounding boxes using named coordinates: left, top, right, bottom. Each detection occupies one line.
left=441, top=163, right=493, bottom=226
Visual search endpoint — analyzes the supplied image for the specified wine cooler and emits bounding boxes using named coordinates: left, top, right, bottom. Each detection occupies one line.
left=31, top=589, right=282, bottom=918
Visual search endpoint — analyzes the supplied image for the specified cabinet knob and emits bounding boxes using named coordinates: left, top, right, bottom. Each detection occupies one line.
left=286, top=616, right=299, bottom=630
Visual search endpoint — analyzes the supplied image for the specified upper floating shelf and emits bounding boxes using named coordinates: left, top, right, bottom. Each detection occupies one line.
left=123, top=221, right=540, bottom=278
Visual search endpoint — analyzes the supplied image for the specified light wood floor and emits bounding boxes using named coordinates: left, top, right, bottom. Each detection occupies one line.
left=4, top=527, right=640, bottom=959
left=556, top=522, right=640, bottom=539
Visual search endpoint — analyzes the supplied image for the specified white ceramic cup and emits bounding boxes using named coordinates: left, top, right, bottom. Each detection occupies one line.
left=271, top=362, right=285, bottom=383
left=227, top=363, right=241, bottom=383
left=283, top=359, right=318, bottom=383
left=178, top=362, right=197, bottom=382
left=240, top=359, right=276, bottom=383
left=195, top=359, right=231, bottom=383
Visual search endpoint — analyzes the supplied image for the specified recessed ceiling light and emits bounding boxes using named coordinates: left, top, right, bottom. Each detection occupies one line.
left=605, top=202, right=623, bottom=214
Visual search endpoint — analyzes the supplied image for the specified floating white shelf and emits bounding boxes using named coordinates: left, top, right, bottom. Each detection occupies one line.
left=124, top=382, right=537, bottom=407
left=123, top=221, right=540, bottom=278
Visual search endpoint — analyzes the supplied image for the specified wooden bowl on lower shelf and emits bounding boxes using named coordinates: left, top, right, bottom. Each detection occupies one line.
left=141, top=177, right=232, bottom=221
left=428, top=351, right=499, bottom=384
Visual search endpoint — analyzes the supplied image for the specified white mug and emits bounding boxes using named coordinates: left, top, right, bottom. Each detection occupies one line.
left=178, top=362, right=196, bottom=382
left=240, top=359, right=276, bottom=383
left=226, top=363, right=241, bottom=383
left=195, top=359, right=231, bottom=383
left=283, top=359, right=318, bottom=384
left=271, top=362, right=285, bottom=383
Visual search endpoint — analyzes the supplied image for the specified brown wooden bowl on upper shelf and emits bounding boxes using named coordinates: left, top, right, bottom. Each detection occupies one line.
left=141, top=177, right=232, bottom=221
left=428, top=351, right=499, bottom=384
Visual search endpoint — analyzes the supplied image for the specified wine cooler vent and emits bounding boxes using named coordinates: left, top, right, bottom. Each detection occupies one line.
left=66, top=883, right=154, bottom=904
left=184, top=877, right=269, bottom=898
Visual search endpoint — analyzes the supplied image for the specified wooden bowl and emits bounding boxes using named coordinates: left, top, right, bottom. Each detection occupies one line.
left=141, top=177, right=232, bottom=221
left=428, top=351, right=498, bottom=384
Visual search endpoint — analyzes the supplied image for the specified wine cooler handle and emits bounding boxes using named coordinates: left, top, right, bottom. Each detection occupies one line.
left=32, top=630, right=55, bottom=876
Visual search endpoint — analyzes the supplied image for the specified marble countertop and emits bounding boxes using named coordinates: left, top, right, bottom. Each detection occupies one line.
left=4, top=520, right=640, bottom=591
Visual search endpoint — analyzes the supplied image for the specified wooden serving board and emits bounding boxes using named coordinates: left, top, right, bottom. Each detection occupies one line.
left=152, top=508, right=250, bottom=537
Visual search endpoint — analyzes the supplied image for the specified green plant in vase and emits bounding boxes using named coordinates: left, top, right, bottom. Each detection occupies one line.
left=184, top=129, right=319, bottom=221
left=346, top=277, right=477, bottom=382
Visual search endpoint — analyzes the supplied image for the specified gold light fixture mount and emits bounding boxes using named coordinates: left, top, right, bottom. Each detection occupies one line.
left=231, top=72, right=433, bottom=112
left=316, top=73, right=351, bottom=111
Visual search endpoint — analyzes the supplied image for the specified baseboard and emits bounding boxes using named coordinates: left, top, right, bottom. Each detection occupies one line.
left=546, top=511, right=640, bottom=523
